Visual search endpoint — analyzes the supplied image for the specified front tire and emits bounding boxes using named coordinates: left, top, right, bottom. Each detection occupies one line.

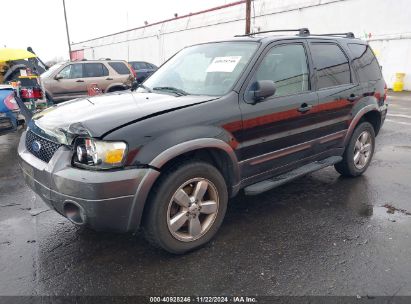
left=335, top=121, right=375, bottom=177
left=143, top=161, right=228, bottom=254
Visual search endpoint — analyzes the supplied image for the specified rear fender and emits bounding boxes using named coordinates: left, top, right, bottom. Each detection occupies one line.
left=343, top=96, right=382, bottom=145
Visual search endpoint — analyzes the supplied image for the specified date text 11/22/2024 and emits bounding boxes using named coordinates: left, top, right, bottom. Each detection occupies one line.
left=149, top=296, right=257, bottom=303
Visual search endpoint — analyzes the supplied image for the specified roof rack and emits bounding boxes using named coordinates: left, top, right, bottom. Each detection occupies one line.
left=235, top=28, right=310, bottom=37
left=312, top=32, right=355, bottom=38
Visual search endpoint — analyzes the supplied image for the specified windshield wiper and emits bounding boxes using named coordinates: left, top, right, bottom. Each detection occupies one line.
left=152, top=86, right=189, bottom=96
left=132, top=83, right=152, bottom=92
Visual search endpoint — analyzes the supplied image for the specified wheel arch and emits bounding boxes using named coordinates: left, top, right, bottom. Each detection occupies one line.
left=127, top=138, right=241, bottom=231
left=344, top=105, right=382, bottom=145
left=106, top=83, right=127, bottom=92
left=150, top=138, right=241, bottom=194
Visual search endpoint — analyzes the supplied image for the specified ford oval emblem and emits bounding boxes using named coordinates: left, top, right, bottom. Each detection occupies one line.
left=32, top=141, right=42, bottom=153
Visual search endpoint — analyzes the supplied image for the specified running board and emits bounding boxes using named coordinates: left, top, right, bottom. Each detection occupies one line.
left=244, top=156, right=343, bottom=196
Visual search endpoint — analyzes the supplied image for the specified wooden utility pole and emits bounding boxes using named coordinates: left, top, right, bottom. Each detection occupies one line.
left=245, top=0, right=251, bottom=34
left=62, top=0, right=72, bottom=60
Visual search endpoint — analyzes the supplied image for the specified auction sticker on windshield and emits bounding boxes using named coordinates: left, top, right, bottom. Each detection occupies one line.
left=206, top=56, right=242, bottom=73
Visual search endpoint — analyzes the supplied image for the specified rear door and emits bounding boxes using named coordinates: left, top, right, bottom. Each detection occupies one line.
left=83, top=62, right=110, bottom=92
left=307, top=41, right=360, bottom=151
left=238, top=40, right=320, bottom=182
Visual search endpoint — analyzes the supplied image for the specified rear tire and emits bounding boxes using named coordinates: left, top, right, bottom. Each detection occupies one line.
left=335, top=122, right=375, bottom=177
left=143, top=161, right=228, bottom=254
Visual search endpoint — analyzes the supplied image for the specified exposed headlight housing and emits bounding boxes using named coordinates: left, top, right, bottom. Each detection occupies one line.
left=74, top=138, right=128, bottom=170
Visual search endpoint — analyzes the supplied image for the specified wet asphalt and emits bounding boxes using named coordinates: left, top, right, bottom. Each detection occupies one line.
left=0, top=92, right=411, bottom=297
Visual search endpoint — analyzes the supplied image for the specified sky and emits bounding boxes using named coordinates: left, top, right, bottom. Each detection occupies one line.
left=2, top=0, right=229, bottom=62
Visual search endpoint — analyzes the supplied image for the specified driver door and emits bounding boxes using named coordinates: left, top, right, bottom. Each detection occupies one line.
left=51, top=63, right=87, bottom=101
left=238, top=40, right=319, bottom=183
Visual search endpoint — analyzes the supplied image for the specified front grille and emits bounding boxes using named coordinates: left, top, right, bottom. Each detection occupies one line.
left=25, top=130, right=62, bottom=163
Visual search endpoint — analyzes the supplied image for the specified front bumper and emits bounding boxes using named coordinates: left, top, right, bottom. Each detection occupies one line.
left=18, top=131, right=159, bottom=232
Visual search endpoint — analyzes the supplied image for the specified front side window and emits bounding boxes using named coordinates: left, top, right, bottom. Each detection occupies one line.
left=249, top=43, right=309, bottom=98
left=143, top=42, right=259, bottom=96
left=348, top=43, right=382, bottom=82
left=84, top=63, right=108, bottom=78
left=58, top=65, right=72, bottom=79
left=310, top=43, right=351, bottom=89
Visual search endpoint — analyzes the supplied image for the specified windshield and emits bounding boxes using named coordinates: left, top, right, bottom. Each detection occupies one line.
left=40, top=62, right=65, bottom=79
left=142, top=42, right=259, bottom=96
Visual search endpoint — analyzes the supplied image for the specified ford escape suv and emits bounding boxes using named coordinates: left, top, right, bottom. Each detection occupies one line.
left=18, top=29, right=387, bottom=253
left=41, top=59, right=135, bottom=103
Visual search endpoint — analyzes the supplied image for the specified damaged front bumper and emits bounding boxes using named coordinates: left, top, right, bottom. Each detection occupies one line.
left=18, top=131, right=159, bottom=232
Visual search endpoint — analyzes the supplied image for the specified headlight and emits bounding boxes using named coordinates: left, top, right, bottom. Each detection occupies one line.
left=74, top=138, right=128, bottom=170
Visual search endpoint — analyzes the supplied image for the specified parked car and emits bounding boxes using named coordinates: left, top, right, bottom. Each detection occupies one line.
left=41, top=60, right=135, bottom=103
left=18, top=29, right=387, bottom=254
left=129, top=61, right=157, bottom=83
left=0, top=85, right=21, bottom=135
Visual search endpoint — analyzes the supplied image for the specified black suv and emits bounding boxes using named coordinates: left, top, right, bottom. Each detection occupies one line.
left=18, top=29, right=387, bottom=253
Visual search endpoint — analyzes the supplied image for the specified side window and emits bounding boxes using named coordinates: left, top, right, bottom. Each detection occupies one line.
left=70, top=63, right=83, bottom=78
left=108, top=62, right=130, bottom=75
left=250, top=44, right=309, bottom=98
left=58, top=65, right=71, bottom=79
left=310, top=43, right=351, bottom=89
left=348, top=43, right=382, bottom=82
left=83, top=63, right=108, bottom=78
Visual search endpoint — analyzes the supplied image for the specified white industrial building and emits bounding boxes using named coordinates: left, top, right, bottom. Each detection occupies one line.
left=71, top=0, right=411, bottom=90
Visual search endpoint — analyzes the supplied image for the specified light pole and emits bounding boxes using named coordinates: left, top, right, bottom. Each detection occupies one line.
left=245, top=0, right=251, bottom=34
left=62, top=0, right=72, bottom=59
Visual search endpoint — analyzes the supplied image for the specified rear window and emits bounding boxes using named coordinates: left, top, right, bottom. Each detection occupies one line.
left=108, top=62, right=131, bottom=75
left=348, top=43, right=382, bottom=82
left=310, top=43, right=351, bottom=89
left=84, top=63, right=109, bottom=77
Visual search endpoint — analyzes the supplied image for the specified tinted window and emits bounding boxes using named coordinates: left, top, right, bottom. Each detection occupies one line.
left=348, top=43, right=382, bottom=82
left=83, top=63, right=108, bottom=77
left=70, top=63, right=83, bottom=78
left=108, top=62, right=130, bottom=75
left=311, top=43, right=351, bottom=89
left=251, top=44, right=309, bottom=97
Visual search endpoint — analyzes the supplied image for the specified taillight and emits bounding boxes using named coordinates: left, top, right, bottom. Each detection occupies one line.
left=20, top=87, right=43, bottom=99
left=20, top=88, right=34, bottom=99
left=33, top=87, right=43, bottom=99
left=4, top=94, right=19, bottom=111
left=383, top=83, right=388, bottom=102
left=128, top=63, right=137, bottom=79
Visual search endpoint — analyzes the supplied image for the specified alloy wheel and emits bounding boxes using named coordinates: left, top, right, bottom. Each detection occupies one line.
left=167, top=178, right=219, bottom=242
left=353, top=130, right=373, bottom=169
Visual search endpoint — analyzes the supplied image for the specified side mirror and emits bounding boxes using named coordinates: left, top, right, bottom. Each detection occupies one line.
left=251, top=80, right=276, bottom=103
left=55, top=75, right=63, bottom=80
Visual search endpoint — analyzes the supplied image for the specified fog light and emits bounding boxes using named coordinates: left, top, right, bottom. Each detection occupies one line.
left=63, top=201, right=86, bottom=225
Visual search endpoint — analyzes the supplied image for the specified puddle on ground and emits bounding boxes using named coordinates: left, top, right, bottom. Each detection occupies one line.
left=371, top=204, right=411, bottom=223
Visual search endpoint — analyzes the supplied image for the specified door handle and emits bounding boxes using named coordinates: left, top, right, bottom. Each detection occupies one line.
left=297, top=103, right=313, bottom=113
left=347, top=94, right=359, bottom=102
left=76, top=79, right=84, bottom=82
left=106, top=77, right=113, bottom=80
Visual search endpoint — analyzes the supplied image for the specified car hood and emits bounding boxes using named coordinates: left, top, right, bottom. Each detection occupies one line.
left=31, top=91, right=218, bottom=145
